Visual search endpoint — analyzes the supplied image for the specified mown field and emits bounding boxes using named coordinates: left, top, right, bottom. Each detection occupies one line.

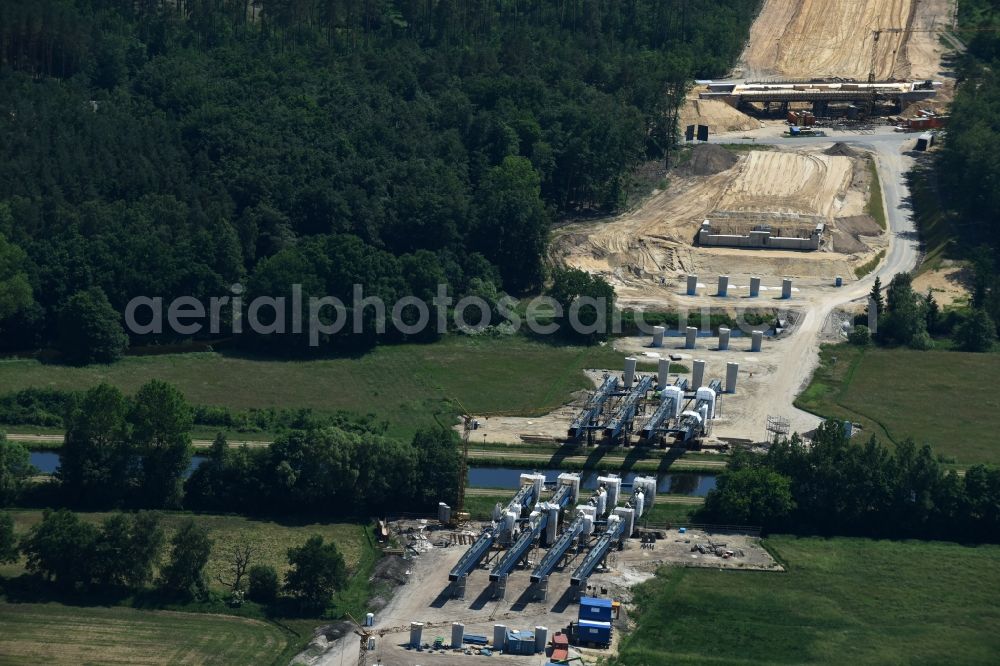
left=0, top=511, right=367, bottom=594
left=0, top=603, right=292, bottom=665
left=614, top=536, right=1000, bottom=665
left=0, top=337, right=627, bottom=439
left=796, top=344, right=1000, bottom=465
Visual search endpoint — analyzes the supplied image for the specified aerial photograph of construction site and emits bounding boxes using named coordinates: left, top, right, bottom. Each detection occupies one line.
left=0, top=1, right=999, bottom=665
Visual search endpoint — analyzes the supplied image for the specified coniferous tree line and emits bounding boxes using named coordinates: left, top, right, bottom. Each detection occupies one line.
left=928, top=1, right=1000, bottom=344
left=0, top=0, right=758, bottom=359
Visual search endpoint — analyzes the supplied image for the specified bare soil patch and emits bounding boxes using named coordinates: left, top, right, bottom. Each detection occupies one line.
left=682, top=143, right=739, bottom=177
left=912, top=264, right=971, bottom=306
left=737, top=0, right=955, bottom=81
left=679, top=97, right=759, bottom=135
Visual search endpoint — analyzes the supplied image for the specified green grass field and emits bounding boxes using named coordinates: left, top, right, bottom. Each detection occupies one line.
left=0, top=336, right=628, bottom=439
left=796, top=344, right=1000, bottom=465
left=0, top=602, right=292, bottom=665
left=641, top=501, right=700, bottom=525
left=865, top=157, right=887, bottom=231
left=614, top=536, right=1000, bottom=665
left=0, top=511, right=367, bottom=594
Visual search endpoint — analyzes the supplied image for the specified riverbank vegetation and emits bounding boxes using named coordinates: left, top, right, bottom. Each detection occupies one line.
left=701, top=421, right=1000, bottom=543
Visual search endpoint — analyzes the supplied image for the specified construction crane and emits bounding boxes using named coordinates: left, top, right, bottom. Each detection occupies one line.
left=346, top=613, right=374, bottom=666
left=457, top=413, right=472, bottom=515
left=449, top=396, right=549, bottom=516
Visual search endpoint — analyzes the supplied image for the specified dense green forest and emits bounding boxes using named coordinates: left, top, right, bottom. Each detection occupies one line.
left=934, top=1, right=1000, bottom=335
left=0, top=0, right=758, bottom=357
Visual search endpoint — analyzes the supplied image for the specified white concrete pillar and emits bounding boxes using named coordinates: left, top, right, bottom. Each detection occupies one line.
left=685, top=326, right=697, bottom=349
left=692, top=359, right=706, bottom=390
left=717, top=275, right=729, bottom=297
left=782, top=278, right=793, bottom=299
left=749, top=276, right=761, bottom=298
left=751, top=330, right=763, bottom=352
left=718, top=327, right=731, bottom=351
left=686, top=274, right=698, bottom=296
left=624, top=357, right=637, bottom=388
left=726, top=362, right=739, bottom=393
left=657, top=358, right=669, bottom=390
left=652, top=326, right=665, bottom=347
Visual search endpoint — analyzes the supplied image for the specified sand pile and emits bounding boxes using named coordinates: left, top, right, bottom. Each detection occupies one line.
left=683, top=144, right=738, bottom=176
left=679, top=98, right=759, bottom=134
left=825, top=142, right=860, bottom=158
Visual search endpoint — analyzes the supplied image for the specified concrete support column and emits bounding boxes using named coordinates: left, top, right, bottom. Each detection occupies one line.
left=692, top=359, right=706, bottom=390
left=718, top=327, right=731, bottom=351
left=657, top=358, right=669, bottom=390
left=685, top=327, right=697, bottom=349
left=686, top=274, right=698, bottom=296
left=717, top=275, right=729, bottom=297
left=453, top=574, right=467, bottom=600
left=749, top=277, right=761, bottom=298
left=751, top=331, right=763, bottom=352
left=726, top=362, right=739, bottom=393
left=652, top=326, right=665, bottom=347
left=537, top=576, right=549, bottom=602
left=494, top=575, right=508, bottom=601
left=782, top=278, right=793, bottom=299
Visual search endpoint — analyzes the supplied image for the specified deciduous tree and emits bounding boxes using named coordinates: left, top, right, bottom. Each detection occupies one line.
left=160, top=519, right=212, bottom=599
left=284, top=535, right=347, bottom=609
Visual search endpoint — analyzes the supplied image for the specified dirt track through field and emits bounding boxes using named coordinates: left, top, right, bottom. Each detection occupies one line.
left=739, top=0, right=955, bottom=80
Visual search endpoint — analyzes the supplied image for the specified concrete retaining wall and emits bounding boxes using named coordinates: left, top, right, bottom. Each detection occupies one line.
left=698, top=220, right=821, bottom=251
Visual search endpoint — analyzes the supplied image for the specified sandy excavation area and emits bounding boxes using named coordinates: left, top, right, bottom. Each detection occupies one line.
left=679, top=96, right=760, bottom=135
left=738, top=0, right=956, bottom=81
left=717, top=150, right=853, bottom=218
left=550, top=144, right=885, bottom=309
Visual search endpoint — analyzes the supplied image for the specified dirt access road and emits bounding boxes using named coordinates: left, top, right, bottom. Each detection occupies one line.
left=704, top=126, right=922, bottom=438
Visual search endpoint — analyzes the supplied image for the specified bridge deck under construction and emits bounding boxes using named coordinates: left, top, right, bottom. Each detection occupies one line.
left=700, top=79, right=940, bottom=110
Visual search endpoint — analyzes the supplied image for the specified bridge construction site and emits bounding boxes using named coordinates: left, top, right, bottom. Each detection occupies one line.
left=700, top=79, right=941, bottom=120
left=360, top=472, right=777, bottom=665
left=566, top=355, right=733, bottom=447
left=446, top=471, right=654, bottom=602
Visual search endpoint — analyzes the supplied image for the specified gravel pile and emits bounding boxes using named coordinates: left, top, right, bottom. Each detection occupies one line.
left=683, top=144, right=738, bottom=176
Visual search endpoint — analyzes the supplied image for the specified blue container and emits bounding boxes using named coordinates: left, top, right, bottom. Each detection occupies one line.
left=505, top=630, right=536, bottom=655
left=579, top=597, right=614, bottom=623
left=577, top=620, right=612, bottom=646
left=835, top=276, right=843, bottom=287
